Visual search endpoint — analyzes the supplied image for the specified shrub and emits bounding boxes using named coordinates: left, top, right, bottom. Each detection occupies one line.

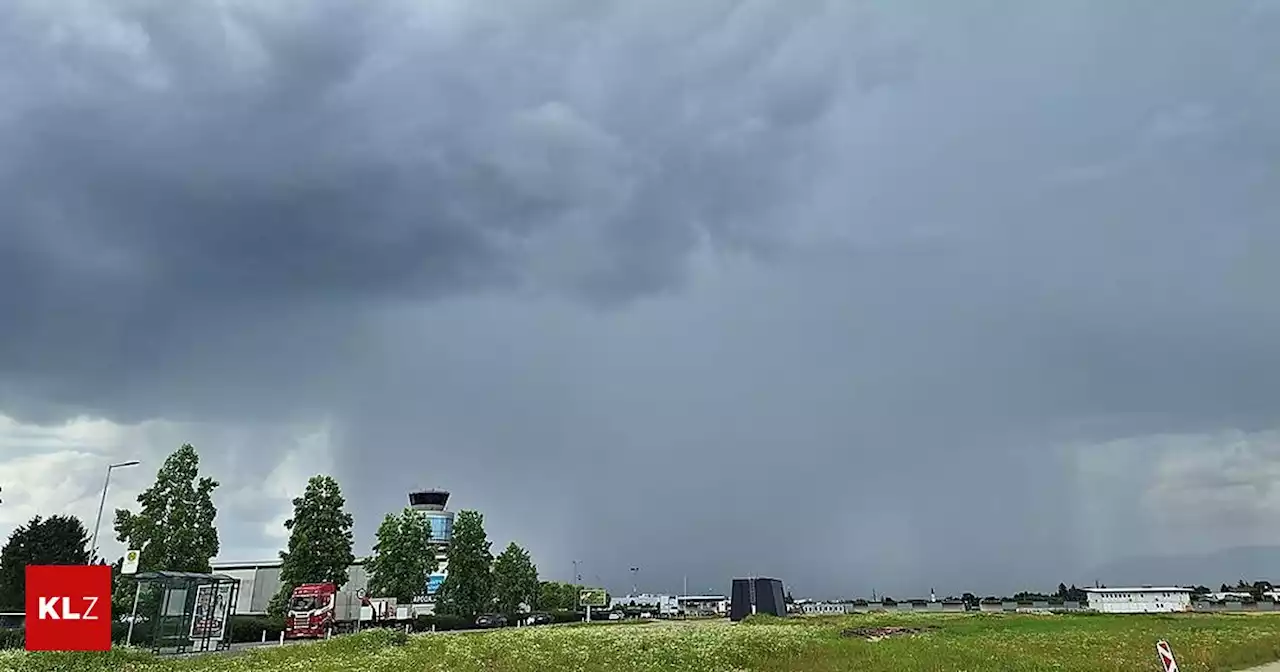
left=226, top=615, right=285, bottom=643
left=548, top=610, right=582, bottom=624
left=111, top=615, right=193, bottom=647
left=0, top=628, right=23, bottom=650
left=110, top=621, right=151, bottom=645
left=412, top=614, right=472, bottom=632
left=108, top=614, right=282, bottom=647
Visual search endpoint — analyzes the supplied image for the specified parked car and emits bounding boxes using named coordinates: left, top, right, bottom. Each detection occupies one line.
left=475, top=613, right=508, bottom=628
left=526, top=612, right=553, bottom=626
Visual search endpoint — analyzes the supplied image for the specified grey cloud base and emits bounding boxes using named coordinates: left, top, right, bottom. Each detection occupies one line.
left=2, top=0, right=1279, bottom=597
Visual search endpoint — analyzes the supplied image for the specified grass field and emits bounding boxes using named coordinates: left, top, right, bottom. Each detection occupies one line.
left=6, top=612, right=1280, bottom=672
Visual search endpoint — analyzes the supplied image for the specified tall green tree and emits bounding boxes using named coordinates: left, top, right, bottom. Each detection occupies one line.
left=111, top=445, right=219, bottom=623
left=435, top=510, right=493, bottom=618
left=113, top=444, right=220, bottom=573
left=0, top=515, right=91, bottom=610
left=537, top=581, right=582, bottom=611
left=492, top=542, right=539, bottom=614
left=268, top=475, right=356, bottom=616
left=365, top=508, right=437, bottom=603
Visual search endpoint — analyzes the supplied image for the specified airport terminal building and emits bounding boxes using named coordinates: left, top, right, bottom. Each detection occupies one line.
left=213, top=489, right=454, bottom=615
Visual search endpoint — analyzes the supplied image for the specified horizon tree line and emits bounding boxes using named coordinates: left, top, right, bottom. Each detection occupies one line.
left=10, top=443, right=1272, bottom=615
left=0, top=443, right=566, bottom=619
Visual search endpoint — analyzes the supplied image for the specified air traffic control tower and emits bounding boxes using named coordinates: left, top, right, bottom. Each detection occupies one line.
left=408, top=489, right=453, bottom=599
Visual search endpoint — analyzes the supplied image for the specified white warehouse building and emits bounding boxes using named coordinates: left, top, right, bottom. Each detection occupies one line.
left=1085, top=587, right=1193, bottom=613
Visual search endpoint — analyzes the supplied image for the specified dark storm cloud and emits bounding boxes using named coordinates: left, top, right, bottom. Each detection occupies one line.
left=0, top=0, right=894, bottom=419
left=2, top=0, right=1280, bottom=596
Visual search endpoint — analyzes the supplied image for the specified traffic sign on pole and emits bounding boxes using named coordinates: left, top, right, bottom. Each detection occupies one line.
left=121, top=550, right=140, bottom=575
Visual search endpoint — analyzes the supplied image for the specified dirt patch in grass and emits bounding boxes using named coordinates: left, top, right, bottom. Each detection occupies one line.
left=840, top=625, right=935, bottom=641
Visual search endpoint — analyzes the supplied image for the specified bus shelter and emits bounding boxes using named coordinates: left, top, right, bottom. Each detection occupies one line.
left=130, top=570, right=240, bottom=654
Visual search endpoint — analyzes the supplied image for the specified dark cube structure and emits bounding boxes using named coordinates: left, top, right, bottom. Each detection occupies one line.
left=729, top=577, right=787, bottom=622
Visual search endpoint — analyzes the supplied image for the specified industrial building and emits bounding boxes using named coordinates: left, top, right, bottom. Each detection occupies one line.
left=1084, top=586, right=1193, bottom=613
left=210, top=558, right=370, bottom=615
left=800, top=601, right=847, bottom=615
left=677, top=595, right=728, bottom=617
left=1206, top=591, right=1254, bottom=602
left=610, top=593, right=680, bottom=616
left=213, top=488, right=455, bottom=614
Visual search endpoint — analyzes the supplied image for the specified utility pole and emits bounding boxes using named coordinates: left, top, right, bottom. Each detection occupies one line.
left=573, top=560, right=581, bottom=584
left=630, top=567, right=640, bottom=596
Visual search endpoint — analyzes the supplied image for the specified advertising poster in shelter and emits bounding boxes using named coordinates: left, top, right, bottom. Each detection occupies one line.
left=189, top=583, right=233, bottom=641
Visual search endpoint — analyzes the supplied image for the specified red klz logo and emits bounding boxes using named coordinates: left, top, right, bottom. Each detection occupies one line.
left=25, top=565, right=112, bottom=651
left=37, top=596, right=102, bottom=620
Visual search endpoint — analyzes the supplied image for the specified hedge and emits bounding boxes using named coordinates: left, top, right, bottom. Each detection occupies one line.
left=0, top=627, right=22, bottom=650
left=105, top=614, right=287, bottom=647
left=547, top=610, right=583, bottom=624
left=411, top=614, right=473, bottom=632
left=225, top=615, right=286, bottom=643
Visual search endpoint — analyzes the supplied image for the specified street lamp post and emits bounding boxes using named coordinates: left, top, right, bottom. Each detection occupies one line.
left=630, top=567, right=640, bottom=596
left=89, top=460, right=141, bottom=563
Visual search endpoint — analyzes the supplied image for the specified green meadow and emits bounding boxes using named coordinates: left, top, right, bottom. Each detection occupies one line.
left=6, top=612, right=1280, bottom=672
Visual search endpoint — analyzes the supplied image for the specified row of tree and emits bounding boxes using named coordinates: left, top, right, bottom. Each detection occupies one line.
left=0, top=443, right=570, bottom=619
left=7, top=446, right=1280, bottom=617
left=264, top=471, right=543, bottom=617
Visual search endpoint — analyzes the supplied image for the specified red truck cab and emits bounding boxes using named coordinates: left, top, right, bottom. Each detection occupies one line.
left=285, top=583, right=339, bottom=639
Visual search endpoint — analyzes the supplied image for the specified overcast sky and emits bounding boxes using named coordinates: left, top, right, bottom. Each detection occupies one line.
left=2, top=0, right=1279, bottom=599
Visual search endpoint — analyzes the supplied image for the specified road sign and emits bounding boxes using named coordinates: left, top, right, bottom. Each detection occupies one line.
left=579, top=588, right=607, bottom=607
left=121, top=550, right=140, bottom=575
left=1157, top=640, right=1178, bottom=672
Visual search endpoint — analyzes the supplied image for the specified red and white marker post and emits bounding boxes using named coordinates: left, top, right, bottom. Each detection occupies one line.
left=1156, top=640, right=1179, bottom=672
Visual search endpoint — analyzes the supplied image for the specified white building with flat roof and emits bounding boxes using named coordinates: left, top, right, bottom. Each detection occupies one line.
left=611, top=593, right=680, bottom=616
left=1205, top=591, right=1253, bottom=602
left=800, top=601, right=848, bottom=615
left=211, top=559, right=370, bottom=615
left=1085, top=587, right=1192, bottom=613
left=677, top=595, right=727, bottom=616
